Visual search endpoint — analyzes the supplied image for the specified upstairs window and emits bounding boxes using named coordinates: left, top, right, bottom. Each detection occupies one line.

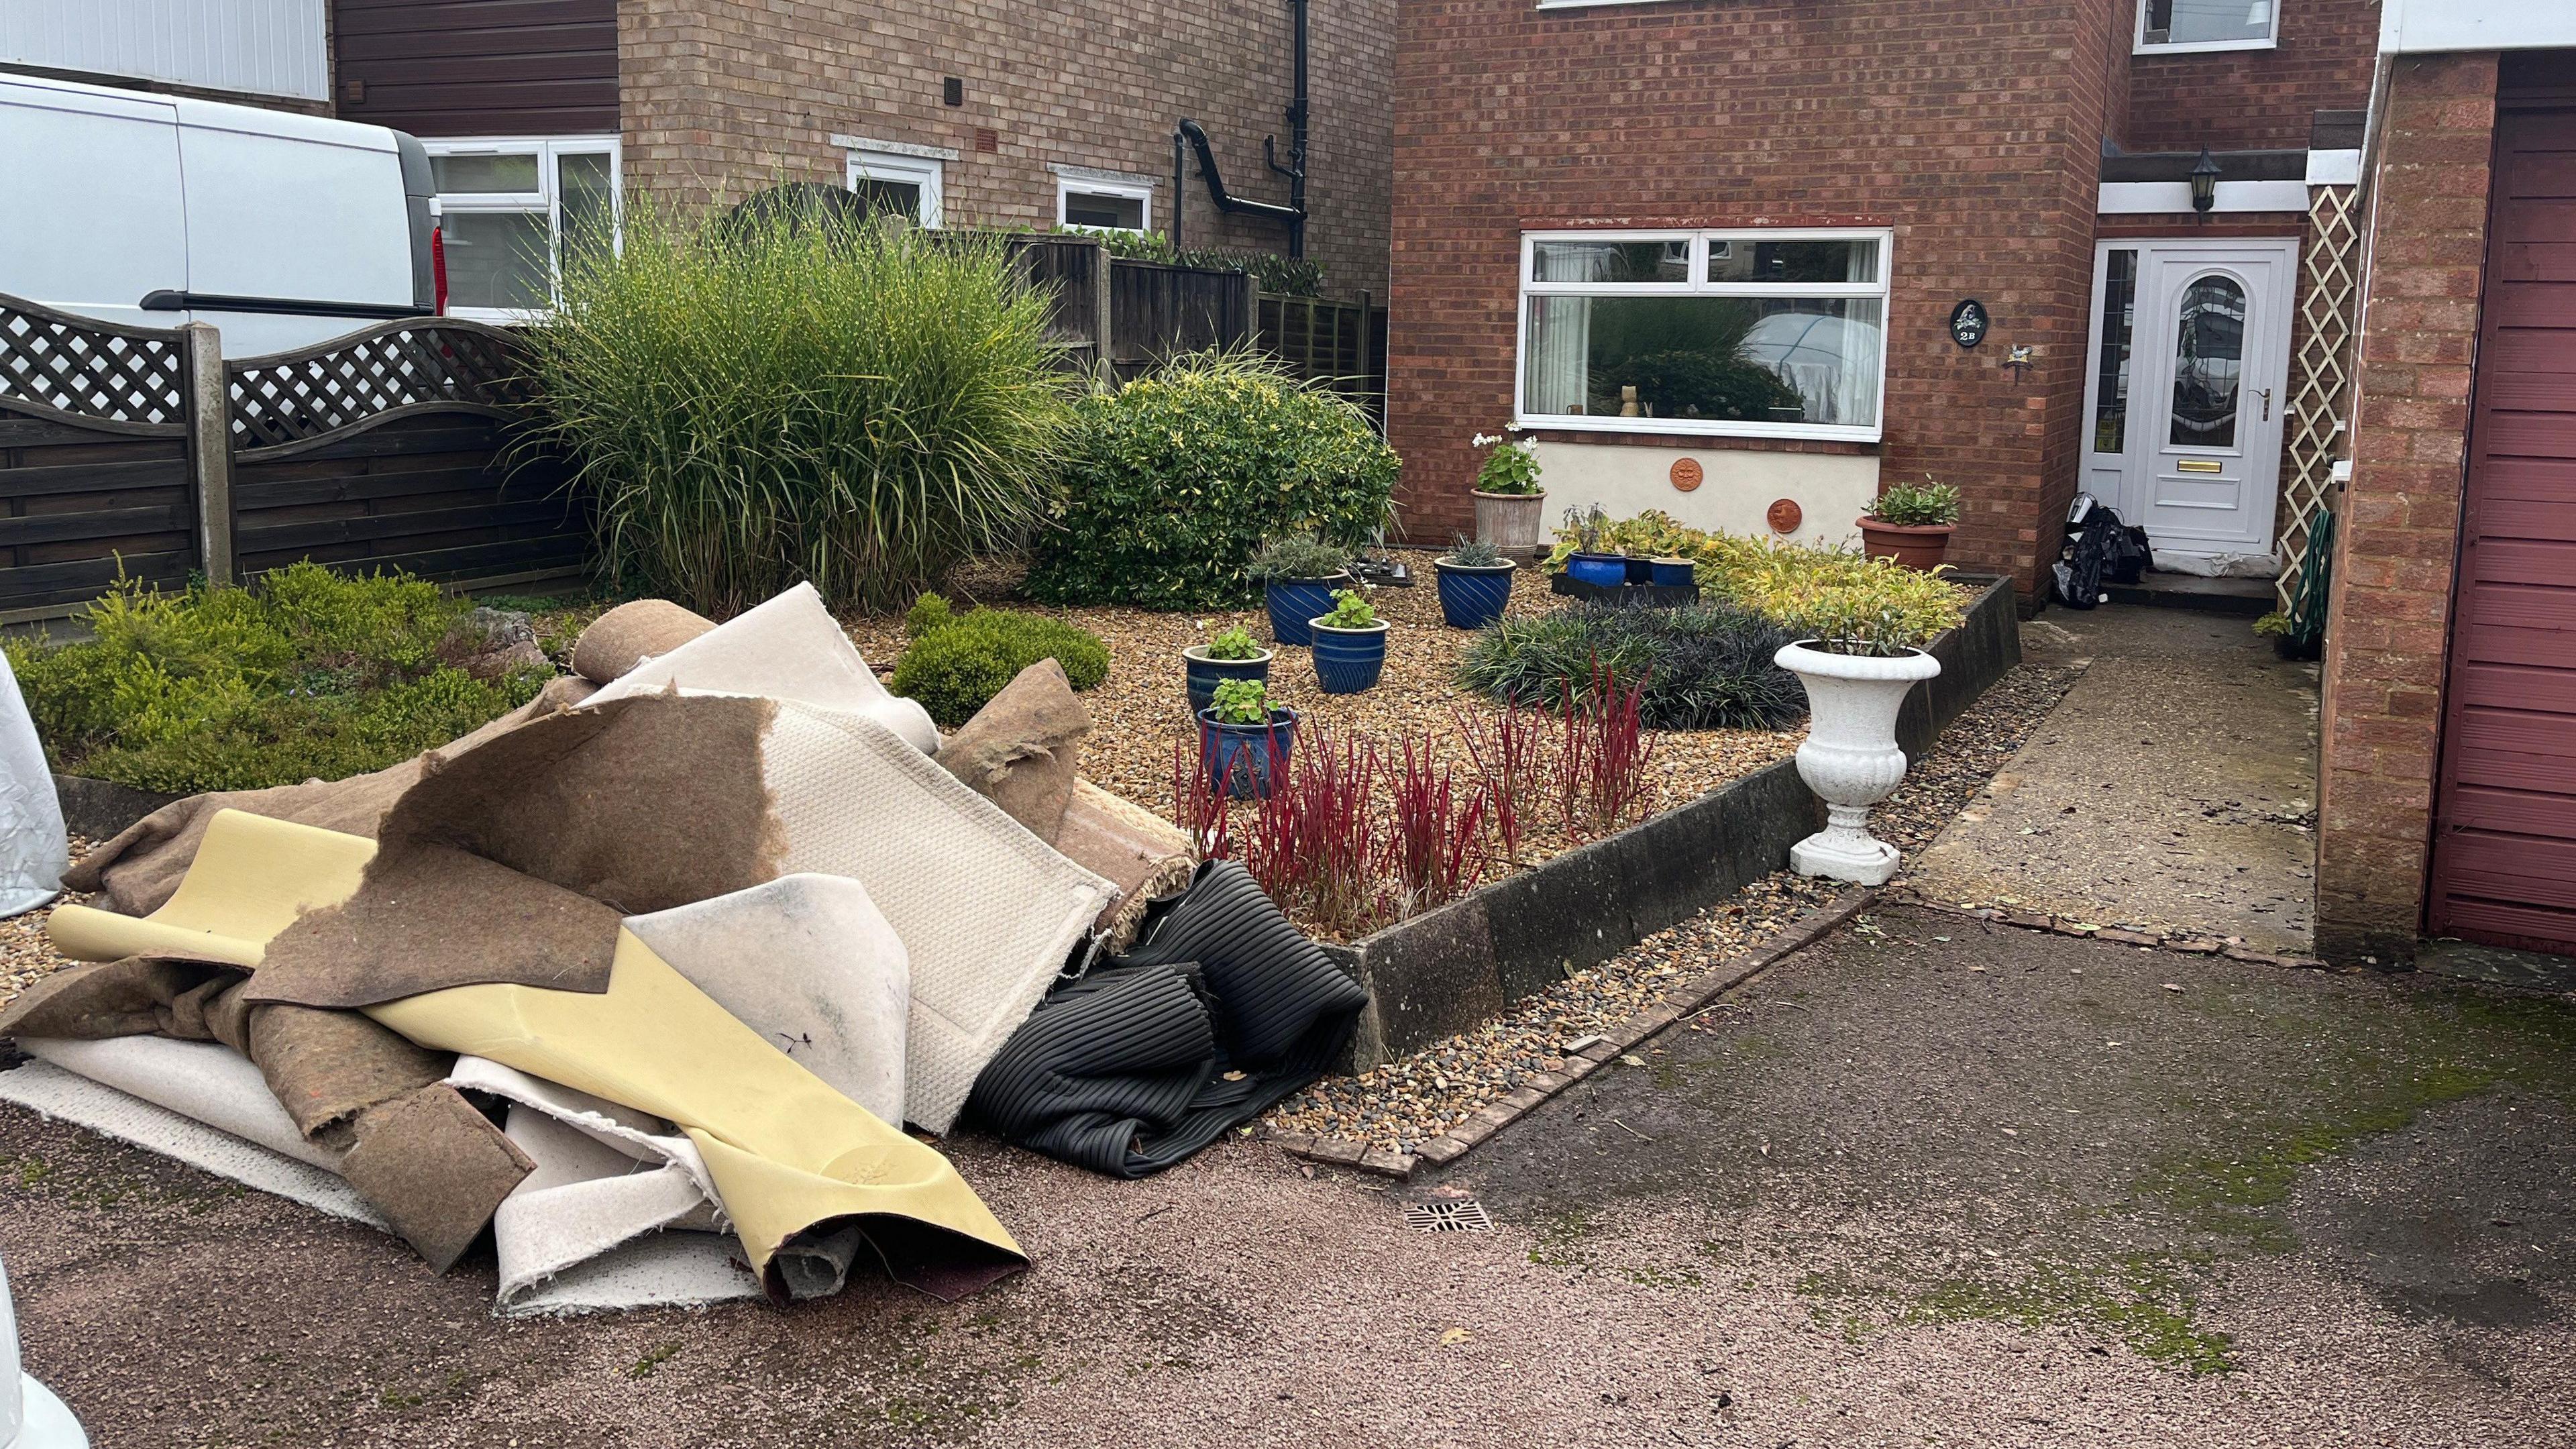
left=425, top=138, right=619, bottom=320
left=1059, top=175, right=1154, bottom=232
left=1516, top=229, right=1890, bottom=442
left=2137, top=0, right=2278, bottom=53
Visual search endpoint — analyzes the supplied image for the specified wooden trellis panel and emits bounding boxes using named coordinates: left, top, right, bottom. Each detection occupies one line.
left=0, top=296, right=188, bottom=429
left=2278, top=181, right=2363, bottom=611
left=227, top=319, right=531, bottom=453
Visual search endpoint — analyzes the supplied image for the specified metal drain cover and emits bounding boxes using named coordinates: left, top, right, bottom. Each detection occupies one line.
left=1403, top=1199, right=1494, bottom=1234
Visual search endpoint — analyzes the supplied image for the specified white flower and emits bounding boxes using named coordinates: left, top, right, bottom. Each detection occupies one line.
left=1470, top=433, right=1497, bottom=448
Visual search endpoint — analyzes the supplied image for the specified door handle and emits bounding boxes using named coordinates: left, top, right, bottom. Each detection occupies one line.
left=2255, top=387, right=2272, bottom=421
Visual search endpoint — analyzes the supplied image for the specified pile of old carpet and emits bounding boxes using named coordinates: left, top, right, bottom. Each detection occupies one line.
left=0, top=584, right=1366, bottom=1314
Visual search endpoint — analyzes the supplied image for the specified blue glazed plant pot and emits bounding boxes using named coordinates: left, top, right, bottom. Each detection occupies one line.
left=1648, top=556, right=1696, bottom=587
left=1197, top=706, right=1297, bottom=800
left=1433, top=557, right=1516, bottom=629
left=1622, top=555, right=1656, bottom=584
left=1309, top=619, right=1390, bottom=694
left=1181, top=644, right=1273, bottom=716
left=1265, top=572, right=1350, bottom=647
left=1565, top=552, right=1627, bottom=589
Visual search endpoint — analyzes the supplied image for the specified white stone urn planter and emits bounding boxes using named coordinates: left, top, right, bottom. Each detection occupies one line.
left=1775, top=641, right=1943, bottom=885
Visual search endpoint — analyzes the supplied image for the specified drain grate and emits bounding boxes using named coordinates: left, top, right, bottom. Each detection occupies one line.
left=1402, top=1199, right=1494, bottom=1234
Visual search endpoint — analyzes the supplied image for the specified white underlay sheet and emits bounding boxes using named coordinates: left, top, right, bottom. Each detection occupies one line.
left=586, top=582, right=941, bottom=753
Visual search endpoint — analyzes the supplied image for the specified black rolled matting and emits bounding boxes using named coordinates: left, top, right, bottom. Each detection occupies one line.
left=970, top=859, right=1368, bottom=1177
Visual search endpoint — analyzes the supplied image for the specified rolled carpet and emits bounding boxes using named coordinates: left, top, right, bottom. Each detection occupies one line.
left=969, top=860, right=1367, bottom=1177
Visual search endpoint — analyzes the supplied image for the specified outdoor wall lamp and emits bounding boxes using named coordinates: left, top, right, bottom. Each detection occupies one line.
left=2190, top=147, right=2221, bottom=215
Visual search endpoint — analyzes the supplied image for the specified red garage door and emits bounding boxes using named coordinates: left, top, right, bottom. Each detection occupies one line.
left=2430, top=101, right=2576, bottom=956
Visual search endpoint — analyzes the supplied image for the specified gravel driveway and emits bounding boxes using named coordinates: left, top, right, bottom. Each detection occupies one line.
left=5, top=903, right=2569, bottom=1447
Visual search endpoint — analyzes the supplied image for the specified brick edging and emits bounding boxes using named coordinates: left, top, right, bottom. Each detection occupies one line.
left=1878, top=888, right=2327, bottom=969
left=1272, top=885, right=1875, bottom=1181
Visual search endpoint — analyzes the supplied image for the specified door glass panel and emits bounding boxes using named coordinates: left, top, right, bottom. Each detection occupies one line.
left=2169, top=273, right=2245, bottom=449
left=2092, top=250, right=2137, bottom=453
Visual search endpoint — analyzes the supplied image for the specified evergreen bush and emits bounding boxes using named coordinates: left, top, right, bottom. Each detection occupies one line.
left=890, top=606, right=1110, bottom=727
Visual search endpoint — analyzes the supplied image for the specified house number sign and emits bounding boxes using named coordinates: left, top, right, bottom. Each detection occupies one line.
left=1949, top=299, right=1990, bottom=350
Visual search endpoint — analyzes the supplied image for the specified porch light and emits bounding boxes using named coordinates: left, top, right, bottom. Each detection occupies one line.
left=2190, top=148, right=2221, bottom=215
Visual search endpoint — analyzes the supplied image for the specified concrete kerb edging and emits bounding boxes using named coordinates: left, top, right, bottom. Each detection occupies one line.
left=1878, top=888, right=2330, bottom=970
left=1273, top=886, right=1876, bottom=1181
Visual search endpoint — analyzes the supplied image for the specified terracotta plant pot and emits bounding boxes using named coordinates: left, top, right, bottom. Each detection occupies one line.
left=1474, top=489, right=1546, bottom=554
left=1857, top=517, right=1955, bottom=571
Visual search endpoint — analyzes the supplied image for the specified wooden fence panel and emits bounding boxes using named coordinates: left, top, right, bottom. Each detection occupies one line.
left=1258, top=293, right=1387, bottom=424
left=1006, top=236, right=1104, bottom=377
left=232, top=412, right=585, bottom=584
left=0, top=297, right=199, bottom=615
left=1108, top=258, right=1254, bottom=381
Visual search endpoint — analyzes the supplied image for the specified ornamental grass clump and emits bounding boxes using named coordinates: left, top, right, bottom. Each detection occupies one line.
left=1024, top=350, right=1396, bottom=609
left=890, top=600, right=1110, bottom=727
left=1456, top=604, right=1803, bottom=730
left=527, top=200, right=1069, bottom=616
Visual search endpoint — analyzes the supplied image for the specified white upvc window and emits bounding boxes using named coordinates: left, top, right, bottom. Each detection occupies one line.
left=845, top=148, right=946, bottom=227
left=2135, top=0, right=2279, bottom=54
left=424, top=137, right=620, bottom=321
left=1515, top=228, right=1892, bottom=443
left=1057, top=174, right=1155, bottom=232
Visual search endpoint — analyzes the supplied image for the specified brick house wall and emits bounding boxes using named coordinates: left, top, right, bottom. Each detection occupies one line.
left=616, top=0, right=1393, bottom=301
left=2314, top=50, right=2500, bottom=964
left=1384, top=0, right=2126, bottom=593
left=2123, top=0, right=2381, bottom=152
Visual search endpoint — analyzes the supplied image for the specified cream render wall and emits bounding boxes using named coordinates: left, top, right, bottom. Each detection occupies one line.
left=1529, top=441, right=1878, bottom=551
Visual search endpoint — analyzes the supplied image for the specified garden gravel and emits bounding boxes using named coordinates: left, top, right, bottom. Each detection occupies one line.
left=0, top=838, right=90, bottom=1012
left=1260, top=654, right=2087, bottom=1155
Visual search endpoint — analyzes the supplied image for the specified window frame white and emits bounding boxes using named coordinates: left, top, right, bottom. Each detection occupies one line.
left=1056, top=174, right=1156, bottom=233
left=423, top=136, right=621, bottom=323
left=2134, top=0, right=2281, bottom=55
left=845, top=148, right=945, bottom=227
left=1513, top=226, right=1894, bottom=444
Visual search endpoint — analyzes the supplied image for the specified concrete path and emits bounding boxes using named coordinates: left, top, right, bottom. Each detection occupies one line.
left=1907, top=605, right=2320, bottom=954
left=4, top=907, right=2569, bottom=1447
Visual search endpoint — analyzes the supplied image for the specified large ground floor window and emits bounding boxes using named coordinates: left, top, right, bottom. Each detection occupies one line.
left=425, top=138, right=619, bottom=320
left=1516, top=229, right=1890, bottom=441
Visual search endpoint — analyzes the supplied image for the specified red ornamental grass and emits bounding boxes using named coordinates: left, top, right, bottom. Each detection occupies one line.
left=1389, top=735, right=1491, bottom=916
left=1170, top=733, right=1238, bottom=862
left=1557, top=657, right=1658, bottom=842
left=1456, top=694, right=1547, bottom=868
left=1245, top=728, right=1383, bottom=936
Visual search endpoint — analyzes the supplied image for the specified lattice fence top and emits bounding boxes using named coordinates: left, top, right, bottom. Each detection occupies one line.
left=227, top=319, right=532, bottom=451
left=0, top=293, right=187, bottom=429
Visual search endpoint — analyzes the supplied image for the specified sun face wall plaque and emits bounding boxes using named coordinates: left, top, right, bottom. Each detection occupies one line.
left=1670, top=458, right=1703, bottom=492
left=1766, top=498, right=1803, bottom=535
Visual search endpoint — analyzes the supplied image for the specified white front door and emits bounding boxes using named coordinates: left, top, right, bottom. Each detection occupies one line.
left=2079, top=238, right=2298, bottom=572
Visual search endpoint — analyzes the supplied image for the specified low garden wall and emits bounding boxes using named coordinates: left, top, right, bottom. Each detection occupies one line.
left=1326, top=573, right=2020, bottom=1069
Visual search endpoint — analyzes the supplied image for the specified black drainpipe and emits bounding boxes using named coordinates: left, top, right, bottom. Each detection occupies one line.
left=1171, top=0, right=1309, bottom=257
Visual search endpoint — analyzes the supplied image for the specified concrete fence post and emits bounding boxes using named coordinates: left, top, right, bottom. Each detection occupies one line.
left=179, top=322, right=235, bottom=588
left=1090, top=239, right=1116, bottom=392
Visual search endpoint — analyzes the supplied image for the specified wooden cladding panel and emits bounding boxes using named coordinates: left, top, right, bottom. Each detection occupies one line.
left=331, top=0, right=618, bottom=137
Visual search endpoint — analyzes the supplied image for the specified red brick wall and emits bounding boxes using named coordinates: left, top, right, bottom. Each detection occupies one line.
left=1385, top=0, right=2125, bottom=594
left=2122, top=0, right=2379, bottom=152
left=2314, top=50, right=2499, bottom=965
left=615, top=0, right=1393, bottom=301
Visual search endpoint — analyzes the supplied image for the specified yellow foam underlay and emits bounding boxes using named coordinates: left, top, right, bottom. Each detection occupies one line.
left=51, top=808, right=1022, bottom=1280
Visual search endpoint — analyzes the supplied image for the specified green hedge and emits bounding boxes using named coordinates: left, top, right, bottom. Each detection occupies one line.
left=1022, top=352, right=1397, bottom=610
left=7, top=564, right=549, bottom=794
left=890, top=599, right=1109, bottom=728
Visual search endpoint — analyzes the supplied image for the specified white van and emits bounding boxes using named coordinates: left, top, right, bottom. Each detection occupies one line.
left=0, top=72, right=437, bottom=357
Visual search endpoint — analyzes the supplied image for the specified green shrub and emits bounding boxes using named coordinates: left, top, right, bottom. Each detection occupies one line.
left=1868, top=477, right=1964, bottom=528
left=904, top=592, right=956, bottom=637
left=1456, top=604, right=1804, bottom=730
left=7, top=564, right=549, bottom=793
left=890, top=606, right=1110, bottom=727
left=527, top=200, right=1071, bottom=617
left=1023, top=350, right=1397, bottom=610
left=1049, top=227, right=1326, bottom=297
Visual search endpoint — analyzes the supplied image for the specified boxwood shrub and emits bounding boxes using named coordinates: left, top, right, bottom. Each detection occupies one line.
left=1022, top=351, right=1397, bottom=610
left=891, top=598, right=1110, bottom=728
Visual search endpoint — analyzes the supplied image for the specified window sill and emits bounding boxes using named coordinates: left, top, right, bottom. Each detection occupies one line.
left=2133, top=38, right=2278, bottom=56
left=1515, top=413, right=1881, bottom=445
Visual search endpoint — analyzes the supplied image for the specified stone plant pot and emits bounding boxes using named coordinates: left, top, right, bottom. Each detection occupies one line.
left=1265, top=572, right=1351, bottom=647
left=1198, top=706, right=1298, bottom=800
left=1473, top=489, right=1546, bottom=554
left=1857, top=517, right=1956, bottom=571
left=1774, top=641, right=1943, bottom=885
left=1309, top=617, right=1391, bottom=694
left=1432, top=557, right=1515, bottom=629
left=1181, top=643, right=1272, bottom=716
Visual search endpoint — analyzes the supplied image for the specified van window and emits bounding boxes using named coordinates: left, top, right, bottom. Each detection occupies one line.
left=424, top=138, right=620, bottom=319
